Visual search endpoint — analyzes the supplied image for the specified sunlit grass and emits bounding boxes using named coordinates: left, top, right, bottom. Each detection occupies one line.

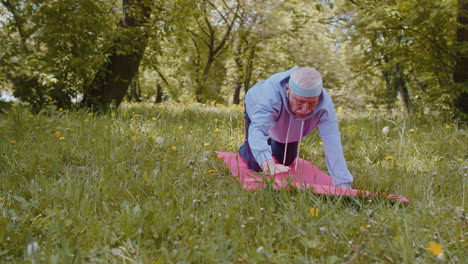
left=0, top=103, right=466, bottom=263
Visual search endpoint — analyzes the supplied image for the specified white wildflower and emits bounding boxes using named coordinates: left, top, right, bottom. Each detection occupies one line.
left=382, top=126, right=389, bottom=136
left=26, top=241, right=39, bottom=255
left=319, top=226, right=328, bottom=233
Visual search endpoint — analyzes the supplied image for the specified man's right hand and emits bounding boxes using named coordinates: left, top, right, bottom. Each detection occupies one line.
left=261, top=159, right=290, bottom=175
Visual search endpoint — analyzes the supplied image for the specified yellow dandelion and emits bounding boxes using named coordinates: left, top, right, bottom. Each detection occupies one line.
left=458, top=158, right=464, bottom=162
left=214, top=128, right=220, bottom=133
left=131, top=135, right=137, bottom=141
left=409, top=129, right=416, bottom=132
left=28, top=113, right=33, bottom=118
left=208, top=169, right=216, bottom=173
left=178, top=126, right=183, bottom=129
left=214, top=119, right=218, bottom=123
left=445, top=124, right=451, bottom=129
left=10, top=140, right=16, bottom=145
left=450, top=138, right=455, bottom=143
left=300, top=143, right=305, bottom=146
left=88, top=113, right=94, bottom=116
left=171, top=146, right=177, bottom=150
left=204, top=143, right=210, bottom=146
left=310, top=208, right=319, bottom=217
left=59, top=137, right=65, bottom=140
left=152, top=117, right=157, bottom=121
left=426, top=241, right=444, bottom=256
left=54, top=131, right=61, bottom=137
left=385, top=156, right=394, bottom=160
left=91, top=139, right=96, bottom=143
left=58, top=108, right=63, bottom=111
left=319, top=142, right=323, bottom=145
left=421, top=132, right=427, bottom=135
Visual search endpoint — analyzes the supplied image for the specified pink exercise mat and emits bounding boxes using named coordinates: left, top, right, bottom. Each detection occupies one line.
left=217, top=152, right=409, bottom=203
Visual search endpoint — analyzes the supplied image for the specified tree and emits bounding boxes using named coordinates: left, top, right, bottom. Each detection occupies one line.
left=230, top=0, right=279, bottom=104
left=0, top=0, right=115, bottom=111
left=338, top=0, right=458, bottom=113
left=186, top=0, right=240, bottom=102
left=82, top=0, right=153, bottom=110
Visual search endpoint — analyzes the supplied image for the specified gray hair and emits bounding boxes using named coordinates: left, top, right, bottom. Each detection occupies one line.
left=290, top=67, right=322, bottom=90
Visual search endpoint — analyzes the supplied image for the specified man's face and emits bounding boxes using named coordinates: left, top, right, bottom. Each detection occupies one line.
left=286, top=84, right=319, bottom=118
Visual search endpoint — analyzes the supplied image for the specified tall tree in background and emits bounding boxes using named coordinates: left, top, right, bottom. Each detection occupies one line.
left=82, top=0, right=153, bottom=110
left=187, top=0, right=240, bottom=102
left=340, top=0, right=458, bottom=113
left=231, top=0, right=269, bottom=104
left=0, top=0, right=114, bottom=111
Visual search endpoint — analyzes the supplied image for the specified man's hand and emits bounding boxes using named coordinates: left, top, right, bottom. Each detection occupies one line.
left=261, top=159, right=290, bottom=175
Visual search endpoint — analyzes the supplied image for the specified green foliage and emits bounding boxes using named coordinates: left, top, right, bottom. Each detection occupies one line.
left=338, top=0, right=460, bottom=113
left=1, top=0, right=465, bottom=117
left=0, top=103, right=466, bottom=262
left=0, top=0, right=117, bottom=110
left=0, top=100, right=13, bottom=114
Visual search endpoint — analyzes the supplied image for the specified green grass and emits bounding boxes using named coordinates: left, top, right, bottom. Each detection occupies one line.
left=0, top=103, right=466, bottom=263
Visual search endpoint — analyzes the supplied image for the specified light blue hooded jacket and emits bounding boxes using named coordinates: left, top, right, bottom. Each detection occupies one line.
left=244, top=66, right=353, bottom=187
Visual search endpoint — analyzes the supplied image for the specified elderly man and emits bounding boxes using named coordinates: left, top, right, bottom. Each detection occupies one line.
left=239, top=66, right=353, bottom=188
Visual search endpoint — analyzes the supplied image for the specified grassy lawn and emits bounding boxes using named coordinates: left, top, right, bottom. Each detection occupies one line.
left=0, top=103, right=466, bottom=263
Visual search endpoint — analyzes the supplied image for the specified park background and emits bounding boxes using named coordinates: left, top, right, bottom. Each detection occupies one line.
left=0, top=0, right=467, bottom=263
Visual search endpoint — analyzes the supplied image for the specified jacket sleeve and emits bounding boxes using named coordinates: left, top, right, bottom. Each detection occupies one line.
left=247, top=93, right=281, bottom=167
left=317, top=106, right=353, bottom=187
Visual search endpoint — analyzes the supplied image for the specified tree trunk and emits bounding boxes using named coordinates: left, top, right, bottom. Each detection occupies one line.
left=382, top=69, right=396, bottom=111
left=127, top=72, right=142, bottom=102
left=155, top=84, right=163, bottom=103
left=454, top=0, right=468, bottom=115
left=395, top=64, right=411, bottom=113
left=244, top=48, right=255, bottom=94
left=82, top=0, right=152, bottom=110
left=232, top=45, right=244, bottom=105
